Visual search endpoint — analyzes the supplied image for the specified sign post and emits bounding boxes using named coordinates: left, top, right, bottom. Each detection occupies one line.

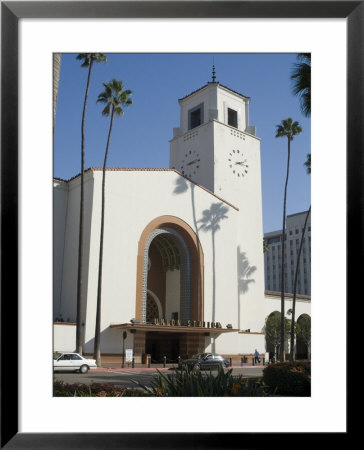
left=122, top=331, right=127, bottom=368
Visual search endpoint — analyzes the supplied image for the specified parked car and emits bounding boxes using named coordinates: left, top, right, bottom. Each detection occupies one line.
left=53, top=352, right=97, bottom=373
left=178, top=353, right=230, bottom=371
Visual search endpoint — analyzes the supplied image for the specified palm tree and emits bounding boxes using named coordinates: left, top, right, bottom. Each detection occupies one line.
left=53, top=53, right=62, bottom=137
left=290, top=155, right=311, bottom=361
left=75, top=53, right=107, bottom=355
left=275, top=118, right=302, bottom=361
left=291, top=53, right=311, bottom=118
left=93, top=79, right=132, bottom=366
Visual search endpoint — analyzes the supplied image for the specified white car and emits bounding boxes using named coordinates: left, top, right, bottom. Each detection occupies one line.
left=53, top=352, right=97, bottom=373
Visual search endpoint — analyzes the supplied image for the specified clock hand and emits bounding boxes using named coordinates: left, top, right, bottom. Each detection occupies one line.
left=187, top=159, right=199, bottom=166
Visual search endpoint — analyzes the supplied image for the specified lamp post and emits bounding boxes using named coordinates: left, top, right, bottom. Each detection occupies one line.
left=122, top=331, right=127, bottom=368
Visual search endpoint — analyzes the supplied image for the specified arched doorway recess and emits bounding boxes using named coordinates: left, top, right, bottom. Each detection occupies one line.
left=135, top=216, right=204, bottom=323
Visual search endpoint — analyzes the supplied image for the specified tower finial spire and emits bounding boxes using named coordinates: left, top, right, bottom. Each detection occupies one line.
left=212, top=60, right=216, bottom=82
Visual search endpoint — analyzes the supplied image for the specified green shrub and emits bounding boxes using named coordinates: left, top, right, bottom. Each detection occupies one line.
left=53, top=380, right=146, bottom=397
left=132, top=366, right=272, bottom=397
left=262, top=361, right=311, bottom=396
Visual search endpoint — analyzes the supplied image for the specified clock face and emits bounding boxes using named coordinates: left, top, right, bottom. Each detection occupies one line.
left=180, top=150, right=200, bottom=178
left=228, top=149, right=249, bottom=177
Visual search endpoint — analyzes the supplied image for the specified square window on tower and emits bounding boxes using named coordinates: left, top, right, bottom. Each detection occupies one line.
left=228, top=108, right=238, bottom=128
left=188, top=103, right=204, bottom=130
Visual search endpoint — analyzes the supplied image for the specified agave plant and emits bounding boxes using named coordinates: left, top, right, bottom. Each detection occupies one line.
left=131, top=366, right=270, bottom=397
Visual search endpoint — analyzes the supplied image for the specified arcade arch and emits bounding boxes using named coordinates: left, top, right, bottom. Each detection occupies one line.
left=135, top=216, right=204, bottom=323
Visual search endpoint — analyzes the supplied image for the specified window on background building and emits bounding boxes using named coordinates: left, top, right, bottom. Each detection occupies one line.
left=308, top=226, right=311, bottom=231
left=228, top=108, right=238, bottom=128
left=290, top=240, right=293, bottom=246
left=295, top=229, right=299, bottom=234
left=296, top=239, right=299, bottom=244
left=268, top=237, right=281, bottom=244
left=289, top=230, right=293, bottom=235
left=290, top=250, right=293, bottom=256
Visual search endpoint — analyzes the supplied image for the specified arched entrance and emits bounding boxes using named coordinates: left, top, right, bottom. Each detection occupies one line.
left=142, top=227, right=191, bottom=324
left=135, top=216, right=204, bottom=362
left=265, top=311, right=290, bottom=361
left=296, top=314, right=311, bottom=360
left=136, top=215, right=204, bottom=322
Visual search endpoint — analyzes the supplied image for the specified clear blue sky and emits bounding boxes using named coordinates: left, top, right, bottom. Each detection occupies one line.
left=54, top=53, right=311, bottom=233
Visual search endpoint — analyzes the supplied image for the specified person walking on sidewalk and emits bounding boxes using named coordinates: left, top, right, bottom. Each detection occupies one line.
left=254, top=349, right=261, bottom=364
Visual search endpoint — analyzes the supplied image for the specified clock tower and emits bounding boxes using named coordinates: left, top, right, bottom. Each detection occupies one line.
left=170, top=75, right=261, bottom=207
left=169, top=73, right=265, bottom=332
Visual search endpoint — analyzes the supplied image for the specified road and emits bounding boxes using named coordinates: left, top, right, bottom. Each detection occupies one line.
left=54, top=366, right=264, bottom=389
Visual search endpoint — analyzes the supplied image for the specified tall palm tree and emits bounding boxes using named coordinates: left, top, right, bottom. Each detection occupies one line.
left=290, top=155, right=311, bottom=361
left=275, top=118, right=302, bottom=361
left=53, top=53, right=62, bottom=137
left=93, top=79, right=132, bottom=366
left=75, top=53, right=107, bottom=355
left=291, top=53, right=311, bottom=118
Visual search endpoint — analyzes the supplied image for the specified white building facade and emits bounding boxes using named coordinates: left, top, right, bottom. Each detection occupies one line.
left=54, top=79, right=311, bottom=363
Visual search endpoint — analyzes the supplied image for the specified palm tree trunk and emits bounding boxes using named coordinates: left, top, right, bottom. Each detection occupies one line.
left=289, top=205, right=311, bottom=361
left=280, top=136, right=291, bottom=361
left=94, top=107, right=115, bottom=367
left=53, top=53, right=61, bottom=137
left=76, top=58, right=94, bottom=355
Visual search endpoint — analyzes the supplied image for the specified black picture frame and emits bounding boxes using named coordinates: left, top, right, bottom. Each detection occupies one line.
left=1, top=1, right=360, bottom=448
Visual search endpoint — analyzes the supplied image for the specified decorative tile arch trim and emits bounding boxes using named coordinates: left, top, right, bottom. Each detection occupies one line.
left=135, top=215, right=204, bottom=323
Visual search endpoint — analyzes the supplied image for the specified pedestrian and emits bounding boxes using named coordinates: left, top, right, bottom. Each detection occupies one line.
left=254, top=349, right=261, bottom=364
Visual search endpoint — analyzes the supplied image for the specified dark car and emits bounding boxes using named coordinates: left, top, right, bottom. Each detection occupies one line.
left=178, top=353, right=230, bottom=371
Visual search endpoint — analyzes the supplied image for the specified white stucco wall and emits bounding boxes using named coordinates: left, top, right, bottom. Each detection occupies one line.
left=53, top=180, right=68, bottom=318
left=264, top=292, right=311, bottom=320
left=53, top=324, right=76, bottom=352
left=64, top=169, right=240, bottom=353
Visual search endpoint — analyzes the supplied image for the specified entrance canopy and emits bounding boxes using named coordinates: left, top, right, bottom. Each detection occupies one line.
left=110, top=323, right=239, bottom=334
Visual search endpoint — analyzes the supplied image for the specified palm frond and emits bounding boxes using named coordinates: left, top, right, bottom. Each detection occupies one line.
left=97, top=79, right=133, bottom=117
left=76, top=53, right=91, bottom=68
left=275, top=118, right=302, bottom=139
left=291, top=54, right=311, bottom=117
